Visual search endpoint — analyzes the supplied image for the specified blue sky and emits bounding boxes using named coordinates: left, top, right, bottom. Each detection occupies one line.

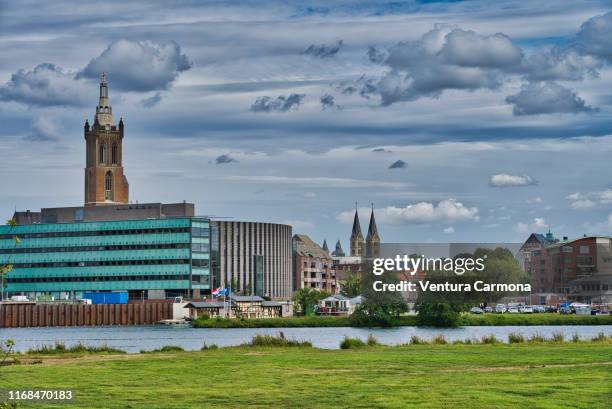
left=0, top=0, right=611, bottom=248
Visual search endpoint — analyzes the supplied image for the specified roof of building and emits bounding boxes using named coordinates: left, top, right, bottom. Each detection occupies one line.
left=321, top=294, right=349, bottom=302
left=230, top=295, right=265, bottom=302
left=184, top=301, right=232, bottom=308
left=331, top=240, right=345, bottom=257
left=349, top=295, right=363, bottom=305
left=262, top=301, right=283, bottom=307
left=294, top=234, right=330, bottom=259
left=350, top=208, right=363, bottom=239
left=366, top=206, right=379, bottom=240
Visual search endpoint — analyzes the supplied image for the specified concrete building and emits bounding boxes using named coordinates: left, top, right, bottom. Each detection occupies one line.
left=521, top=234, right=612, bottom=305
left=184, top=295, right=292, bottom=319
left=293, top=234, right=337, bottom=294
left=211, top=221, right=293, bottom=299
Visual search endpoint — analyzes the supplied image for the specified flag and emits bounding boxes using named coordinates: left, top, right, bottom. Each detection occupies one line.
left=212, top=287, right=229, bottom=297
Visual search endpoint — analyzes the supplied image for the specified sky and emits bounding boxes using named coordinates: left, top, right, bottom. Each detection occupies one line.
left=0, top=0, right=611, bottom=248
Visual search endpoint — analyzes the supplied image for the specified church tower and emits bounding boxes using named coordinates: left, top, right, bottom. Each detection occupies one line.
left=365, top=204, right=381, bottom=259
left=350, top=204, right=364, bottom=257
left=84, top=73, right=129, bottom=206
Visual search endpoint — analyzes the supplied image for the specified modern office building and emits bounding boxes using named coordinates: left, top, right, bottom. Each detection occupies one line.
left=293, top=234, right=338, bottom=294
left=210, top=221, right=292, bottom=299
left=0, top=217, right=210, bottom=300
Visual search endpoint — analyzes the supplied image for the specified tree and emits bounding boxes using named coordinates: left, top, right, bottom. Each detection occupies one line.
left=340, top=269, right=362, bottom=298
left=292, top=288, right=329, bottom=316
left=349, top=260, right=408, bottom=327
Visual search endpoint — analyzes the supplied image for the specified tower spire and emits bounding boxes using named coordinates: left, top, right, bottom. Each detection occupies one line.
left=96, top=72, right=113, bottom=126
left=350, top=202, right=364, bottom=257
left=366, top=203, right=380, bottom=258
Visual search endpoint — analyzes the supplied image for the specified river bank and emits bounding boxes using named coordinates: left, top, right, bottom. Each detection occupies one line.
left=192, top=313, right=612, bottom=328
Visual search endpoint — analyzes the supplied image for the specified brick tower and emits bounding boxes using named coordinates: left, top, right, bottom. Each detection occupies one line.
left=84, top=73, right=129, bottom=206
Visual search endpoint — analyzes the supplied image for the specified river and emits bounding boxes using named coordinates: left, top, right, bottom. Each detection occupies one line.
left=1, top=325, right=611, bottom=352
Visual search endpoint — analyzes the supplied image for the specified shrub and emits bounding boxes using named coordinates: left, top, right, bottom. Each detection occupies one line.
left=591, top=332, right=607, bottom=342
left=480, top=335, right=499, bottom=344
left=366, top=334, right=380, bottom=346
left=508, top=333, right=525, bottom=343
left=550, top=332, right=565, bottom=343
left=571, top=332, right=581, bottom=343
left=27, top=342, right=124, bottom=355
left=432, top=334, right=447, bottom=344
left=528, top=334, right=546, bottom=343
left=248, top=334, right=312, bottom=348
left=409, top=335, right=425, bottom=345
left=340, top=337, right=367, bottom=349
left=142, top=345, right=185, bottom=353
left=416, top=303, right=461, bottom=327
left=201, top=343, right=219, bottom=351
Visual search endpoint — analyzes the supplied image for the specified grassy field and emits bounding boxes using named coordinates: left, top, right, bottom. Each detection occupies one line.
left=192, top=313, right=612, bottom=328
left=1, top=342, right=610, bottom=408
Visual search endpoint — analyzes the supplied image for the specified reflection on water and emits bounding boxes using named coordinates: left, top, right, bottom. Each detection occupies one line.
left=1, top=325, right=610, bottom=352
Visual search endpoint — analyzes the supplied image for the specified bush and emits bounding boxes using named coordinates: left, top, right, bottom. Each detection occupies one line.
left=340, top=336, right=367, bottom=349
left=247, top=334, right=312, bottom=348
left=201, top=343, right=219, bottom=351
left=409, top=335, right=425, bottom=345
left=571, top=332, right=581, bottom=343
left=480, top=335, right=499, bottom=344
left=27, top=342, right=124, bottom=355
left=366, top=334, right=380, bottom=346
left=550, top=332, right=565, bottom=343
left=142, top=345, right=185, bottom=353
left=528, top=334, right=546, bottom=343
left=432, top=334, right=447, bottom=344
left=591, top=332, right=607, bottom=342
left=508, top=333, right=525, bottom=343
left=416, top=303, right=461, bottom=327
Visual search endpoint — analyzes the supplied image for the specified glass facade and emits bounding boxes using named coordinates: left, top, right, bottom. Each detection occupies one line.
left=0, top=217, right=210, bottom=300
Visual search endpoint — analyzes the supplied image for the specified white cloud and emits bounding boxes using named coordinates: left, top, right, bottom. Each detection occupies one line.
left=598, top=189, right=612, bottom=203
left=566, top=192, right=584, bottom=201
left=513, top=217, right=548, bottom=233
left=338, top=199, right=479, bottom=225
left=443, top=226, right=455, bottom=234
left=489, top=174, right=536, bottom=187
left=302, top=192, right=317, bottom=199
left=225, top=175, right=407, bottom=189
left=570, top=199, right=596, bottom=210
left=526, top=197, right=543, bottom=204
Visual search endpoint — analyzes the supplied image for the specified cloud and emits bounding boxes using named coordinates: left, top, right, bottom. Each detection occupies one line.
left=214, top=154, right=237, bottom=164
left=250, top=94, right=305, bottom=112
left=576, top=11, right=612, bottom=62
left=388, top=160, right=407, bottom=169
left=443, top=226, right=455, bottom=234
left=367, top=46, right=387, bottom=63
left=302, top=192, right=317, bottom=199
left=338, top=199, right=479, bottom=225
left=374, top=25, right=522, bottom=105
left=489, top=174, right=536, bottom=187
left=570, top=199, right=596, bottom=210
left=513, top=217, right=548, bottom=233
left=599, top=189, right=612, bottom=203
left=522, top=46, right=601, bottom=82
left=226, top=175, right=407, bottom=189
left=372, top=148, right=392, bottom=153
left=141, top=92, right=162, bottom=108
left=302, top=40, right=343, bottom=58
left=526, top=197, right=543, bottom=204
left=78, top=39, right=192, bottom=92
left=0, top=63, right=88, bottom=107
left=320, top=94, right=341, bottom=110
left=505, top=82, right=597, bottom=116
left=26, top=117, right=62, bottom=141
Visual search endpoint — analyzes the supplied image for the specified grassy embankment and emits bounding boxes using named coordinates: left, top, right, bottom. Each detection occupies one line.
left=192, top=312, right=612, bottom=328
left=1, top=336, right=610, bottom=408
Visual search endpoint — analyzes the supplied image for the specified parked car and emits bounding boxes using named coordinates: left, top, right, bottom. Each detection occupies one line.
left=545, top=305, right=558, bottom=313
left=532, top=305, right=546, bottom=313
left=495, top=304, right=507, bottom=313
left=507, top=307, right=519, bottom=313
left=470, top=307, right=484, bottom=314
left=520, top=305, right=533, bottom=313
left=559, top=306, right=572, bottom=314
left=484, top=306, right=493, bottom=313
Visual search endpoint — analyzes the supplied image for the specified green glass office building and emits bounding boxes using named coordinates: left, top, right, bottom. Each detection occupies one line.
left=0, top=217, right=210, bottom=300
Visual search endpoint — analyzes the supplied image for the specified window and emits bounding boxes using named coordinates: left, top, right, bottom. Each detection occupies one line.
left=99, top=144, right=106, bottom=164
left=111, top=143, right=118, bottom=164
left=104, top=171, right=113, bottom=200
left=580, top=246, right=590, bottom=254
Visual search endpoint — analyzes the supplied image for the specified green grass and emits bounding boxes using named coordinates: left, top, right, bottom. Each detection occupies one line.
left=26, top=342, right=125, bottom=355
left=192, top=313, right=612, bottom=328
left=1, top=342, right=610, bottom=408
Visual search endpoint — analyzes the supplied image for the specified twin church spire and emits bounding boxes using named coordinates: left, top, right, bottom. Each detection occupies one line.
left=350, top=203, right=380, bottom=258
